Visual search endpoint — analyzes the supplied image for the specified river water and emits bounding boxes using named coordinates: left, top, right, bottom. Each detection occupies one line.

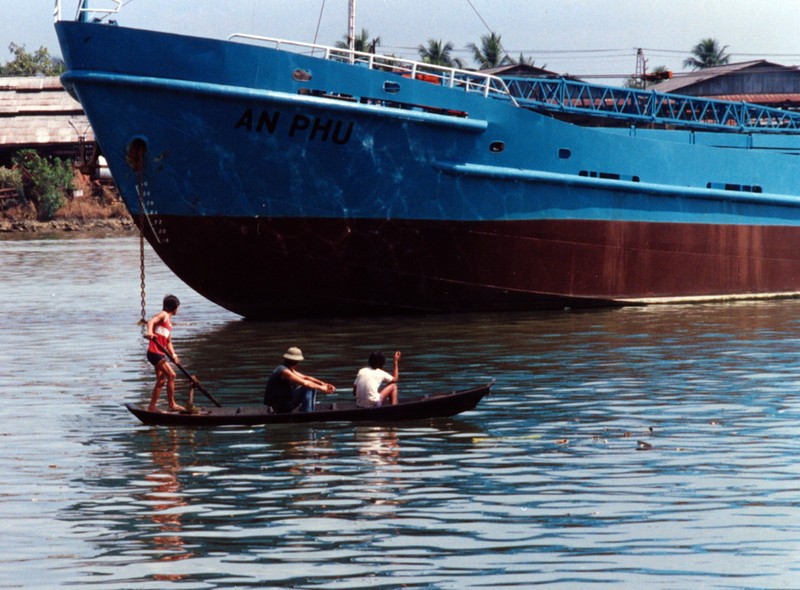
left=1, top=233, right=799, bottom=589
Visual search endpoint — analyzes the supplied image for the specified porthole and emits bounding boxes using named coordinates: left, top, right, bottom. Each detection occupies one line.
left=292, top=69, right=312, bottom=82
left=383, top=81, right=401, bottom=94
left=489, top=141, right=505, bottom=153
left=558, top=148, right=571, bottom=159
left=125, top=136, right=148, bottom=172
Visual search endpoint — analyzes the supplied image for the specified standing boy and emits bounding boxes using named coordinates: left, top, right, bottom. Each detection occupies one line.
left=145, top=294, right=185, bottom=412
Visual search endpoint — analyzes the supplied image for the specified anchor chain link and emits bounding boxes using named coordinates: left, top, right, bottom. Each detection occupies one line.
left=127, top=139, right=148, bottom=327
left=137, top=168, right=147, bottom=326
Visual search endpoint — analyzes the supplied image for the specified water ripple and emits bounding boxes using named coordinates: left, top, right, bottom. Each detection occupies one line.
left=3, top=236, right=800, bottom=588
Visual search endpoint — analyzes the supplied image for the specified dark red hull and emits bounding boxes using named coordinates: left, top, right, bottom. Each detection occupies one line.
left=141, top=216, right=800, bottom=318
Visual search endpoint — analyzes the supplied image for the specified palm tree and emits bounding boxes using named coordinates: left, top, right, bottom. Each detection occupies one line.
left=683, top=38, right=730, bottom=70
left=512, top=53, right=540, bottom=67
left=418, top=39, right=463, bottom=68
left=336, top=28, right=380, bottom=53
left=467, top=32, right=511, bottom=69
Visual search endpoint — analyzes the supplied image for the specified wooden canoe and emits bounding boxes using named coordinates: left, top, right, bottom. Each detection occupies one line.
left=125, top=382, right=492, bottom=426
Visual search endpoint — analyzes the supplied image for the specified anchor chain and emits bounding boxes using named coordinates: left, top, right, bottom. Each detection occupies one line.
left=138, top=169, right=146, bottom=326
left=127, top=139, right=148, bottom=326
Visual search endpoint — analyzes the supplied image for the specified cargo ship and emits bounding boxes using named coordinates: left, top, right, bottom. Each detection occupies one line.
left=55, top=1, right=800, bottom=318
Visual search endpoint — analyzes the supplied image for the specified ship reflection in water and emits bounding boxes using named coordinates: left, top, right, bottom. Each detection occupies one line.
left=2, top=235, right=800, bottom=588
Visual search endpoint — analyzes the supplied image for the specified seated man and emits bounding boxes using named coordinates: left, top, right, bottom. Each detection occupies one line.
left=353, top=351, right=401, bottom=408
left=264, top=347, right=336, bottom=413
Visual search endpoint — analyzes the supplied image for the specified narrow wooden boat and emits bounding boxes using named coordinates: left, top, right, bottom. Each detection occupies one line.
left=125, top=382, right=492, bottom=426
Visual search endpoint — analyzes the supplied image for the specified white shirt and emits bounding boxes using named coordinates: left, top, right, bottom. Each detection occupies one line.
left=354, top=367, right=393, bottom=406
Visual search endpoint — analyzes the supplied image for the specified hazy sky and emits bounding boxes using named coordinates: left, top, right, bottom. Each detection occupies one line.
left=6, top=0, right=800, bottom=81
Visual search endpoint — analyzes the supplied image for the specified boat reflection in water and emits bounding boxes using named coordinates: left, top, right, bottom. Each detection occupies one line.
left=139, top=429, right=194, bottom=580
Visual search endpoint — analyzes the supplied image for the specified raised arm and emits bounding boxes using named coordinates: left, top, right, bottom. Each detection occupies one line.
left=392, top=351, right=401, bottom=382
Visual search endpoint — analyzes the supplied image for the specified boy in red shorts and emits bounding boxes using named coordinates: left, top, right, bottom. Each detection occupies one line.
left=145, top=294, right=185, bottom=412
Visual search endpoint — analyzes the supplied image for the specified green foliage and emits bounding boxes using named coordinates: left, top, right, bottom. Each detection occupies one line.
left=683, top=38, right=730, bottom=70
left=0, top=43, right=64, bottom=77
left=0, top=167, right=23, bottom=193
left=418, top=39, right=463, bottom=68
left=336, top=29, right=380, bottom=53
left=468, top=32, right=511, bottom=70
left=512, top=53, right=539, bottom=67
left=12, top=150, right=74, bottom=220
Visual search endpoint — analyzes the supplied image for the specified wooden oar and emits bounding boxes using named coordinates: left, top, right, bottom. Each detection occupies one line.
left=147, top=337, right=223, bottom=407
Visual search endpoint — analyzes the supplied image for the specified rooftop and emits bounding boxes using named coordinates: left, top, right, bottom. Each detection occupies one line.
left=0, top=76, right=94, bottom=147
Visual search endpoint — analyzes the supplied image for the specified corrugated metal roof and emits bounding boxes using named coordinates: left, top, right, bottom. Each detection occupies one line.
left=483, top=63, right=560, bottom=77
left=707, top=93, right=800, bottom=105
left=0, top=76, right=94, bottom=146
left=0, top=114, right=93, bottom=146
left=654, top=60, right=800, bottom=94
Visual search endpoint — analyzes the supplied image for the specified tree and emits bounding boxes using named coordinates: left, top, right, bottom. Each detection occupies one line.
left=467, top=32, right=511, bottom=70
left=683, top=38, right=730, bottom=70
left=12, top=149, right=74, bottom=221
left=626, top=65, right=671, bottom=89
left=512, top=53, right=538, bottom=67
left=418, top=39, right=463, bottom=68
left=336, top=29, right=380, bottom=53
left=0, top=43, right=64, bottom=76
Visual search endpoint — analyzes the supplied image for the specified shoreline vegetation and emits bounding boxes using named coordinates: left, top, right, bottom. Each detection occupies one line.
left=0, top=216, right=134, bottom=233
left=0, top=183, right=134, bottom=234
left=1, top=149, right=134, bottom=235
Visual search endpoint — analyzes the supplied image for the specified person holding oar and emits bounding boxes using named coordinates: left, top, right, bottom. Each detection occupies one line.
left=144, top=294, right=185, bottom=413
left=354, top=350, right=401, bottom=408
left=264, top=347, right=336, bottom=413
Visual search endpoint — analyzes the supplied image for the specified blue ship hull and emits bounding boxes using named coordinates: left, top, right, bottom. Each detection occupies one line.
left=55, top=18, right=800, bottom=317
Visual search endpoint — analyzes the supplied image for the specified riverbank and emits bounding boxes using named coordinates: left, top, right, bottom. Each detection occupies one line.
left=0, top=181, right=134, bottom=233
left=0, top=217, right=135, bottom=233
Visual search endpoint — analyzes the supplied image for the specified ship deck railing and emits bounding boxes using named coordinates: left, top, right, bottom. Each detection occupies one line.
left=55, top=1, right=800, bottom=135
left=56, top=0, right=124, bottom=22
left=230, top=34, right=800, bottom=135
left=228, top=33, right=516, bottom=103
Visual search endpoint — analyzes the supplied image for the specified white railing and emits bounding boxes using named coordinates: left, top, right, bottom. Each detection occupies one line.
left=54, top=0, right=126, bottom=23
left=53, top=5, right=515, bottom=104
left=229, top=33, right=517, bottom=104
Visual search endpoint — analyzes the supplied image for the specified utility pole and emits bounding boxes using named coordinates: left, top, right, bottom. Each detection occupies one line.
left=348, top=0, right=356, bottom=52
left=636, top=48, right=647, bottom=89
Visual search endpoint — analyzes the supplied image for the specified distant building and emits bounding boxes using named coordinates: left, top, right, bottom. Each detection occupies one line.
left=482, top=63, right=562, bottom=79
left=0, top=76, right=95, bottom=167
left=652, top=60, right=800, bottom=110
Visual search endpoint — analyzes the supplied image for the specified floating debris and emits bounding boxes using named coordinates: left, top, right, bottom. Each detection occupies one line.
left=471, top=434, right=543, bottom=444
